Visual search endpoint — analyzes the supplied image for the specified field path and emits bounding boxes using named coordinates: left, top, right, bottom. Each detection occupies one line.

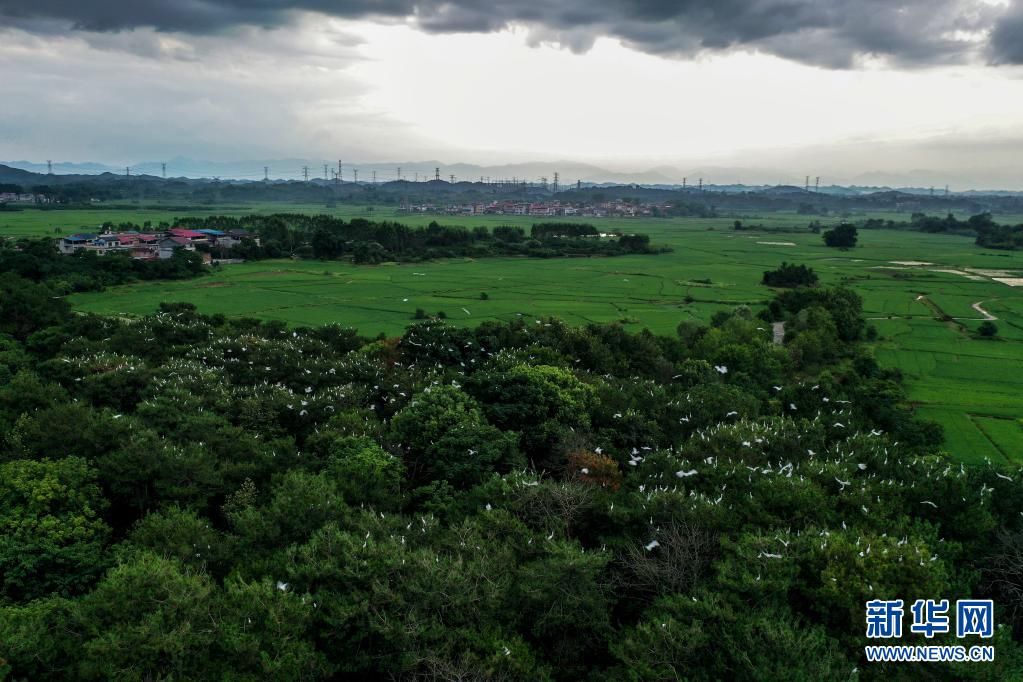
left=772, top=321, right=785, bottom=345
left=970, top=301, right=998, bottom=321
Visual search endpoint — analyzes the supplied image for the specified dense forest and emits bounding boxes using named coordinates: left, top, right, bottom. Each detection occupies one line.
left=2, top=264, right=1022, bottom=680
left=174, top=215, right=668, bottom=262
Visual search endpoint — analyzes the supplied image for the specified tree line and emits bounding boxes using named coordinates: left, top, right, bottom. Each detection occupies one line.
left=173, top=215, right=669, bottom=263
left=860, top=212, right=1023, bottom=250
left=0, top=239, right=205, bottom=294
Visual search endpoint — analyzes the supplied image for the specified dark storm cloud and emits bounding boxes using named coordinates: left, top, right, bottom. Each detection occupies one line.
left=0, top=0, right=1017, bottom=67
left=991, top=3, right=1023, bottom=64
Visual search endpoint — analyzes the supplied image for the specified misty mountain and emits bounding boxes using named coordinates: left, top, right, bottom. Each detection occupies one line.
left=2, top=161, right=1021, bottom=199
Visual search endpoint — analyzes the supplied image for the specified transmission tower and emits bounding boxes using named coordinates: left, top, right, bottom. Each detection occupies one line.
left=162, top=162, right=167, bottom=179
left=815, top=176, right=820, bottom=192
left=323, top=164, right=329, bottom=181
left=372, top=171, right=376, bottom=184
left=303, top=166, right=309, bottom=182
left=449, top=174, right=455, bottom=184
left=46, top=160, right=52, bottom=174
left=353, top=169, right=358, bottom=184
left=397, top=167, right=402, bottom=180
left=264, top=166, right=269, bottom=181
left=435, top=167, right=440, bottom=181
left=805, top=175, right=810, bottom=192
left=553, top=172, right=559, bottom=193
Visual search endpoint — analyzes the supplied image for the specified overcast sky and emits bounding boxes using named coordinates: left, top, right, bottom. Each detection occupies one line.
left=1, top=0, right=1023, bottom=187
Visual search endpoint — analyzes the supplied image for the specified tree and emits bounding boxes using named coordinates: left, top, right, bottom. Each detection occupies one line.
left=325, top=436, right=404, bottom=508
left=611, top=593, right=851, bottom=680
left=0, top=457, right=110, bottom=601
left=513, top=541, right=613, bottom=676
left=71, top=553, right=218, bottom=679
left=979, top=320, right=999, bottom=338
left=120, top=505, right=233, bottom=576
left=390, top=386, right=522, bottom=488
left=762, top=262, right=818, bottom=288
left=822, top=223, right=858, bottom=248
left=0, top=274, right=69, bottom=341
left=466, top=364, right=595, bottom=470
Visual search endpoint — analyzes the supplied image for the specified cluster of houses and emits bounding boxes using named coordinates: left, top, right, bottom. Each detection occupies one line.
left=400, top=199, right=667, bottom=218
left=0, top=192, right=48, bottom=204
left=56, top=227, right=257, bottom=263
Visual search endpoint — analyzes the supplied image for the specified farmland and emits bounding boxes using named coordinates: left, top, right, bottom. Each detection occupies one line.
left=4, top=203, right=1022, bottom=464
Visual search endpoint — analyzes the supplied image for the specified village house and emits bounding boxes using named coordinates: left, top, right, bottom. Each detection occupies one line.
left=167, top=227, right=209, bottom=245
left=56, top=225, right=245, bottom=263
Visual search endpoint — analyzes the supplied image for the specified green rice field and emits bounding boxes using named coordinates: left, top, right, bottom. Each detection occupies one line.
left=3, top=203, right=1022, bottom=464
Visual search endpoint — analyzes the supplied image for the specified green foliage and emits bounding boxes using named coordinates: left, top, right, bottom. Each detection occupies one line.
left=0, top=457, right=110, bottom=601
left=119, top=505, right=232, bottom=575
left=391, top=385, right=522, bottom=487
left=168, top=213, right=667, bottom=263
left=823, top=223, right=858, bottom=248
left=762, top=261, right=819, bottom=288
left=0, top=273, right=69, bottom=340
left=611, top=593, right=851, bottom=681
left=0, top=278, right=1019, bottom=680
left=324, top=435, right=404, bottom=508
left=466, top=364, right=595, bottom=469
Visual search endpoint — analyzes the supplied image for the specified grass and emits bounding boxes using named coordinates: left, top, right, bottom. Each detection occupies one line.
left=4, top=203, right=1023, bottom=464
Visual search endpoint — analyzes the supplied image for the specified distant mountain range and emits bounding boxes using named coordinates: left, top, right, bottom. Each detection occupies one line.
left=2, top=158, right=1021, bottom=196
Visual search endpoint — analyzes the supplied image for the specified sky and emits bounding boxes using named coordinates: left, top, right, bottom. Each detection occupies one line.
left=1, top=0, right=1023, bottom=187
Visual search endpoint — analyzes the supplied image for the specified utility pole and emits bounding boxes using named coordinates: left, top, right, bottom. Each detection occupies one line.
left=945, top=185, right=950, bottom=197
left=46, top=160, right=52, bottom=174
left=264, top=166, right=269, bottom=181
left=303, top=166, right=309, bottom=182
